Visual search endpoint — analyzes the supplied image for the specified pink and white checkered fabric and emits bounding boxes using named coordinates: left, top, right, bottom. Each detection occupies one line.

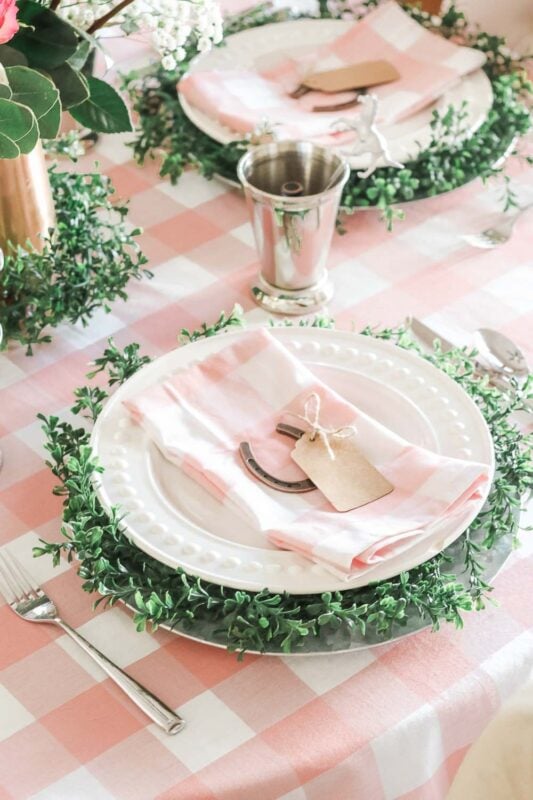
left=0, top=18, right=532, bottom=799
left=178, top=1, right=486, bottom=140
left=125, top=328, right=489, bottom=578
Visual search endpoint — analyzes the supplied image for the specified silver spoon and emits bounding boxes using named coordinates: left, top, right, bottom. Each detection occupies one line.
left=409, top=318, right=532, bottom=413
left=475, top=328, right=529, bottom=376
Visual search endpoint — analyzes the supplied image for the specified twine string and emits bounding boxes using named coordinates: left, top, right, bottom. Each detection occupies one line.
left=286, top=392, right=356, bottom=460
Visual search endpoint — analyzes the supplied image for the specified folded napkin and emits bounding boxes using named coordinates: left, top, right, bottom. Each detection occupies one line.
left=178, top=1, right=486, bottom=144
left=124, top=329, right=490, bottom=579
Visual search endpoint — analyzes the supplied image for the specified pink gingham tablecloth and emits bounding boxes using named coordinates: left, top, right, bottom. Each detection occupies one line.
left=1, top=54, right=533, bottom=800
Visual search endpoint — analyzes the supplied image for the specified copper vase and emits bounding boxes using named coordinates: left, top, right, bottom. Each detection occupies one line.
left=0, top=143, right=56, bottom=254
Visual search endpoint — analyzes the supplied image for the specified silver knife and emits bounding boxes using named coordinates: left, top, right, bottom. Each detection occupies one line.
left=409, top=317, right=456, bottom=353
left=409, top=317, right=533, bottom=413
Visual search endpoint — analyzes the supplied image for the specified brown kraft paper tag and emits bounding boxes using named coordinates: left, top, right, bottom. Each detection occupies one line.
left=291, top=433, right=394, bottom=512
left=302, top=61, right=400, bottom=94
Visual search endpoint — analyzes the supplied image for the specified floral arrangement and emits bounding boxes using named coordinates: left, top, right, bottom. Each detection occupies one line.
left=35, top=314, right=533, bottom=656
left=0, top=0, right=222, bottom=157
left=0, top=0, right=132, bottom=156
left=60, top=0, right=223, bottom=72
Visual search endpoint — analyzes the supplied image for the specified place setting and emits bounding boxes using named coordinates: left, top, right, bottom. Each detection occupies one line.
left=126, top=0, right=531, bottom=226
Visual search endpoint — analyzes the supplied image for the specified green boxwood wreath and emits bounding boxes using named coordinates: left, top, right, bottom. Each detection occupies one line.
left=0, top=166, right=150, bottom=354
left=35, top=314, right=533, bottom=656
left=124, top=2, right=533, bottom=228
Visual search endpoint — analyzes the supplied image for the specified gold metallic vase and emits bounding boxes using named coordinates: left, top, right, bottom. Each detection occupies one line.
left=0, top=143, right=56, bottom=254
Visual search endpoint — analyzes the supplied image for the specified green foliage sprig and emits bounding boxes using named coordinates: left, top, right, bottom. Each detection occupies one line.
left=123, top=2, right=532, bottom=229
left=179, top=303, right=245, bottom=343
left=0, top=166, right=150, bottom=353
left=34, top=315, right=532, bottom=656
left=0, top=0, right=132, bottom=158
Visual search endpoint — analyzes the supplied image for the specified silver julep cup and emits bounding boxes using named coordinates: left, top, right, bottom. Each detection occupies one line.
left=237, top=141, right=349, bottom=315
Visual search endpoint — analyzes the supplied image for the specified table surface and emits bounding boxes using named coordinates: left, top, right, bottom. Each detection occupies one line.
left=1, top=99, right=533, bottom=800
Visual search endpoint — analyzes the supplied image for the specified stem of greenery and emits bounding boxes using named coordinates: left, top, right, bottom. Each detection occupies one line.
left=0, top=166, right=150, bottom=354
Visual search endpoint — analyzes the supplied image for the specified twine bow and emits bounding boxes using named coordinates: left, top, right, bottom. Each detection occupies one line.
left=287, top=392, right=356, bottom=460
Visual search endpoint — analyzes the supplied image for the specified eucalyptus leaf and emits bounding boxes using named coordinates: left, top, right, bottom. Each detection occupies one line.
left=15, top=112, right=39, bottom=154
left=6, top=66, right=60, bottom=139
left=38, top=97, right=61, bottom=139
left=0, top=129, right=20, bottom=158
left=0, top=97, right=36, bottom=144
left=6, top=65, right=58, bottom=110
left=70, top=76, right=132, bottom=133
left=10, top=0, right=79, bottom=69
left=45, top=63, right=89, bottom=109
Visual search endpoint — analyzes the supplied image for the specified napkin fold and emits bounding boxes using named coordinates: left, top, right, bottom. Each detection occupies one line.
left=124, top=329, right=490, bottom=579
left=178, top=1, right=486, bottom=143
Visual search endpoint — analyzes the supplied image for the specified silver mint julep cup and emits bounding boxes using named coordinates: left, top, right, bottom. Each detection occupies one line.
left=237, top=141, right=349, bottom=315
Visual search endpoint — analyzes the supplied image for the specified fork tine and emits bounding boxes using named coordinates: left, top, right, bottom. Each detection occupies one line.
left=0, top=552, right=21, bottom=603
left=3, top=550, right=41, bottom=598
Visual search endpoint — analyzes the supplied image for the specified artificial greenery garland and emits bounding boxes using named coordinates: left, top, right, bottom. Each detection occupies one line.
left=0, top=166, right=150, bottom=354
left=35, top=312, right=532, bottom=656
left=124, top=2, right=532, bottom=228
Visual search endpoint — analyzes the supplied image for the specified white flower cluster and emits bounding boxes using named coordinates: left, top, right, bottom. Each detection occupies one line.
left=59, top=0, right=223, bottom=68
left=145, top=0, right=223, bottom=70
left=60, top=0, right=100, bottom=29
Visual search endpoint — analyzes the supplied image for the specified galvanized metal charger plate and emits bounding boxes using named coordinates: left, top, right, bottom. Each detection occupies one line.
left=122, top=511, right=517, bottom=656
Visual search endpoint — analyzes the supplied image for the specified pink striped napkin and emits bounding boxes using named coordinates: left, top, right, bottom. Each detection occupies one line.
left=124, top=329, right=490, bottom=579
left=178, top=1, right=486, bottom=143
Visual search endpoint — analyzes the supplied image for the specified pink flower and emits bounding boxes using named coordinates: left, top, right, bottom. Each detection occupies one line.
left=0, top=0, right=19, bottom=45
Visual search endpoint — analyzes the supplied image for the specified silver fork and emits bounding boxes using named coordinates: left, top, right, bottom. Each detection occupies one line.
left=0, top=550, right=185, bottom=735
left=463, top=201, right=533, bottom=249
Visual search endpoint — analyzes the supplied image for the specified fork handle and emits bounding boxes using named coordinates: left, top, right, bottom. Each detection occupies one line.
left=56, top=619, right=185, bottom=735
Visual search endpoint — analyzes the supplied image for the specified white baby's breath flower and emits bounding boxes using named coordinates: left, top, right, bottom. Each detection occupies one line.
left=176, top=2, right=191, bottom=21
left=161, top=54, right=177, bottom=71
left=175, top=25, right=192, bottom=45
left=197, top=35, right=212, bottom=53
left=57, top=0, right=222, bottom=70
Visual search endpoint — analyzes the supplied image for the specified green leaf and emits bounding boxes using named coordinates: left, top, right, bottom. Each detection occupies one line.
left=0, top=96, right=35, bottom=144
left=67, top=39, right=92, bottom=72
left=15, top=112, right=39, bottom=153
left=10, top=0, right=79, bottom=69
left=45, top=63, right=89, bottom=109
left=38, top=97, right=61, bottom=139
left=0, top=129, right=20, bottom=157
left=70, top=76, right=132, bottom=134
left=0, top=84, right=11, bottom=99
left=6, top=66, right=60, bottom=138
left=0, top=44, right=28, bottom=67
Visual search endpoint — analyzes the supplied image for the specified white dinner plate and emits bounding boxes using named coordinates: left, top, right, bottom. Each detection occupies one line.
left=180, top=19, right=493, bottom=170
left=91, top=328, right=494, bottom=595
